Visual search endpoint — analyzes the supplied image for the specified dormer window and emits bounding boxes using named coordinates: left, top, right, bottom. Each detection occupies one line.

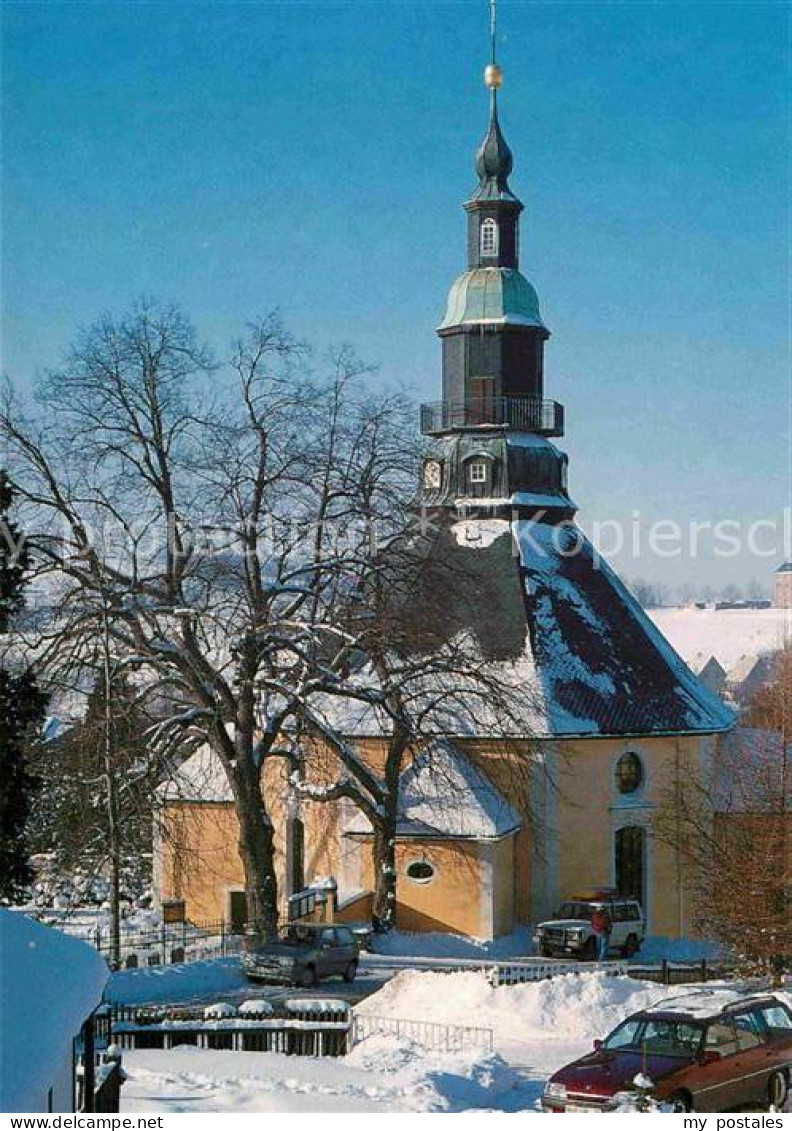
left=480, top=218, right=499, bottom=258
left=468, top=460, right=488, bottom=484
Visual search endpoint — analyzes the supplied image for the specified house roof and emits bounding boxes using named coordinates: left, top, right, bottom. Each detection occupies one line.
left=0, top=911, right=108, bottom=1112
left=344, top=737, right=521, bottom=839
left=157, top=743, right=233, bottom=802
left=726, top=652, right=774, bottom=685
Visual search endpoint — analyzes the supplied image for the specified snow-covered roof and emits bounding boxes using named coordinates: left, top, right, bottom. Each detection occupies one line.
left=714, top=727, right=791, bottom=812
left=0, top=910, right=108, bottom=1111
left=157, top=743, right=233, bottom=802
left=345, top=738, right=521, bottom=839
left=511, top=520, right=734, bottom=735
left=322, top=520, right=733, bottom=739
left=726, top=652, right=774, bottom=685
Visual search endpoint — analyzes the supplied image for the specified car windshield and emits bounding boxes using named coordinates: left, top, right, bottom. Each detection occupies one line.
left=556, top=902, right=597, bottom=919
left=278, top=926, right=317, bottom=946
left=602, top=1017, right=704, bottom=1058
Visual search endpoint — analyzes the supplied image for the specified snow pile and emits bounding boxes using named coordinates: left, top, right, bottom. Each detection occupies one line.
left=108, top=955, right=249, bottom=1005
left=121, top=1042, right=523, bottom=1113
left=238, top=999, right=274, bottom=1017
left=0, top=909, right=109, bottom=1112
left=356, top=969, right=670, bottom=1047
left=284, top=998, right=348, bottom=1015
left=204, top=1001, right=237, bottom=1020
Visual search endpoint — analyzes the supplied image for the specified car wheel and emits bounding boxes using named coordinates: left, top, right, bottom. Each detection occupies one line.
left=298, top=964, right=317, bottom=989
left=343, top=960, right=358, bottom=983
left=767, top=1071, right=788, bottom=1111
left=622, top=934, right=640, bottom=958
left=667, top=1091, right=692, bottom=1113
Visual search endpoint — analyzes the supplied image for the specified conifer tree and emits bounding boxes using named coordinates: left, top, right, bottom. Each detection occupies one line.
left=0, top=472, right=46, bottom=901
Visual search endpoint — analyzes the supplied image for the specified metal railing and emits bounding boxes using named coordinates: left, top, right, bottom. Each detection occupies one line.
left=351, top=1012, right=493, bottom=1054
left=490, top=959, right=628, bottom=986
left=109, top=1000, right=352, bottom=1057
left=420, top=396, right=564, bottom=437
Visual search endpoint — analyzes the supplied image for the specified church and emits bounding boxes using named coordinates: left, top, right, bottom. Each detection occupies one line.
left=155, top=35, right=735, bottom=942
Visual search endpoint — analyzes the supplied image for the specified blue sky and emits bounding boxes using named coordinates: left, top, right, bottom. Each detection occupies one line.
left=2, top=0, right=789, bottom=591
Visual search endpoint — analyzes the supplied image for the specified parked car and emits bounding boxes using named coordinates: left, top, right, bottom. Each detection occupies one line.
left=242, top=923, right=359, bottom=988
left=533, top=894, right=645, bottom=960
left=542, top=991, right=792, bottom=1112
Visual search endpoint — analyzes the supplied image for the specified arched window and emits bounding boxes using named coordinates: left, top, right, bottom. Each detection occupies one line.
left=615, top=826, right=645, bottom=906
left=406, top=859, right=435, bottom=884
left=615, top=751, right=644, bottom=794
left=480, top=218, right=499, bottom=257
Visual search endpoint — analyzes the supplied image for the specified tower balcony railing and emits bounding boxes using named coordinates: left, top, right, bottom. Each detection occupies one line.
left=420, top=396, right=564, bottom=438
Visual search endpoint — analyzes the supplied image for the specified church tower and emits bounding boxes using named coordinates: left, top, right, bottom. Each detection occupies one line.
left=420, top=21, right=574, bottom=521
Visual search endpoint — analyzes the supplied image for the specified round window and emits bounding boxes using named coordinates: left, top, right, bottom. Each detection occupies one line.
left=615, top=752, right=643, bottom=794
left=405, top=860, right=435, bottom=884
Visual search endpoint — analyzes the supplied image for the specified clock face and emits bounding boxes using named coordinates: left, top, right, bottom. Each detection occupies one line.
left=423, top=459, right=442, bottom=489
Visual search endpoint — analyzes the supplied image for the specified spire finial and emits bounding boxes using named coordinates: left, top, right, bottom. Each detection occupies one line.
left=484, top=0, right=503, bottom=89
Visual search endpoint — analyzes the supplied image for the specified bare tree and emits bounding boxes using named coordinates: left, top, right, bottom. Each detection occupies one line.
left=289, top=521, right=543, bottom=930
left=654, top=648, right=791, bottom=979
left=3, top=299, right=419, bottom=937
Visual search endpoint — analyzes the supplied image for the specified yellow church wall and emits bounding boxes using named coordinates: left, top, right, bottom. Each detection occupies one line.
left=348, top=835, right=492, bottom=936
left=157, top=802, right=246, bottom=923
left=155, top=730, right=718, bottom=939
left=550, top=734, right=707, bottom=937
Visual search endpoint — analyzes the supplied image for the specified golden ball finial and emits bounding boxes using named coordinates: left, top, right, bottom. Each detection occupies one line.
left=484, top=63, right=503, bottom=89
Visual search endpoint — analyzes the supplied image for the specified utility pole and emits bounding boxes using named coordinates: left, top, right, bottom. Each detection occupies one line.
left=101, top=599, right=122, bottom=970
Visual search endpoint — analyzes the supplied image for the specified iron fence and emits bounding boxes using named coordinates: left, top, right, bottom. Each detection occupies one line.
left=350, top=1012, right=493, bottom=1054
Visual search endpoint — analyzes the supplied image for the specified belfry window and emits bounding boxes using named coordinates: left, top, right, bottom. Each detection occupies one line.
left=468, top=460, right=488, bottom=484
left=480, top=218, right=499, bottom=257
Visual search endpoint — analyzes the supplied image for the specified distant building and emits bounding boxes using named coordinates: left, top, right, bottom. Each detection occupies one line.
left=696, top=656, right=727, bottom=698
left=727, top=653, right=777, bottom=707
left=774, top=563, right=792, bottom=608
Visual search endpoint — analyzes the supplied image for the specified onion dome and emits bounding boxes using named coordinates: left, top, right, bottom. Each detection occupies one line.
left=471, top=89, right=518, bottom=203
left=438, top=267, right=546, bottom=330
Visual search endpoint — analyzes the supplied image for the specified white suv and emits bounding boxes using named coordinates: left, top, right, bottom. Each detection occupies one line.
left=534, top=897, right=645, bottom=960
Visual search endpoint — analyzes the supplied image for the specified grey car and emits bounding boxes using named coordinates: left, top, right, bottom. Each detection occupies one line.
left=242, top=923, right=360, bottom=988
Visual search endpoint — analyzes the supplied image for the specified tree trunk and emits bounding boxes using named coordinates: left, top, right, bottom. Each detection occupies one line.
left=371, top=804, right=398, bottom=932
left=233, top=769, right=279, bottom=940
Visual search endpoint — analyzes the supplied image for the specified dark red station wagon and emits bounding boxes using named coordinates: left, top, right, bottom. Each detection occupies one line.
left=542, top=992, right=792, bottom=1113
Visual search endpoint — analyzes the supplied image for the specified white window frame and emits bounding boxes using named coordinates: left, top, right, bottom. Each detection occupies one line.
left=480, top=217, right=499, bottom=257
left=468, top=460, right=488, bottom=484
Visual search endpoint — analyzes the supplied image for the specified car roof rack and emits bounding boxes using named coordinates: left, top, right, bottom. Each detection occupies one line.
left=646, top=987, right=779, bottom=1015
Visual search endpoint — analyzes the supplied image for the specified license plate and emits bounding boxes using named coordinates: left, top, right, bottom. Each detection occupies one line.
left=566, top=1103, right=603, bottom=1113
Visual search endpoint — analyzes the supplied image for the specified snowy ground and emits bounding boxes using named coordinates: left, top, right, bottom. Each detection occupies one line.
left=117, top=970, right=675, bottom=1113
left=368, top=928, right=720, bottom=963
left=649, top=605, right=791, bottom=670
